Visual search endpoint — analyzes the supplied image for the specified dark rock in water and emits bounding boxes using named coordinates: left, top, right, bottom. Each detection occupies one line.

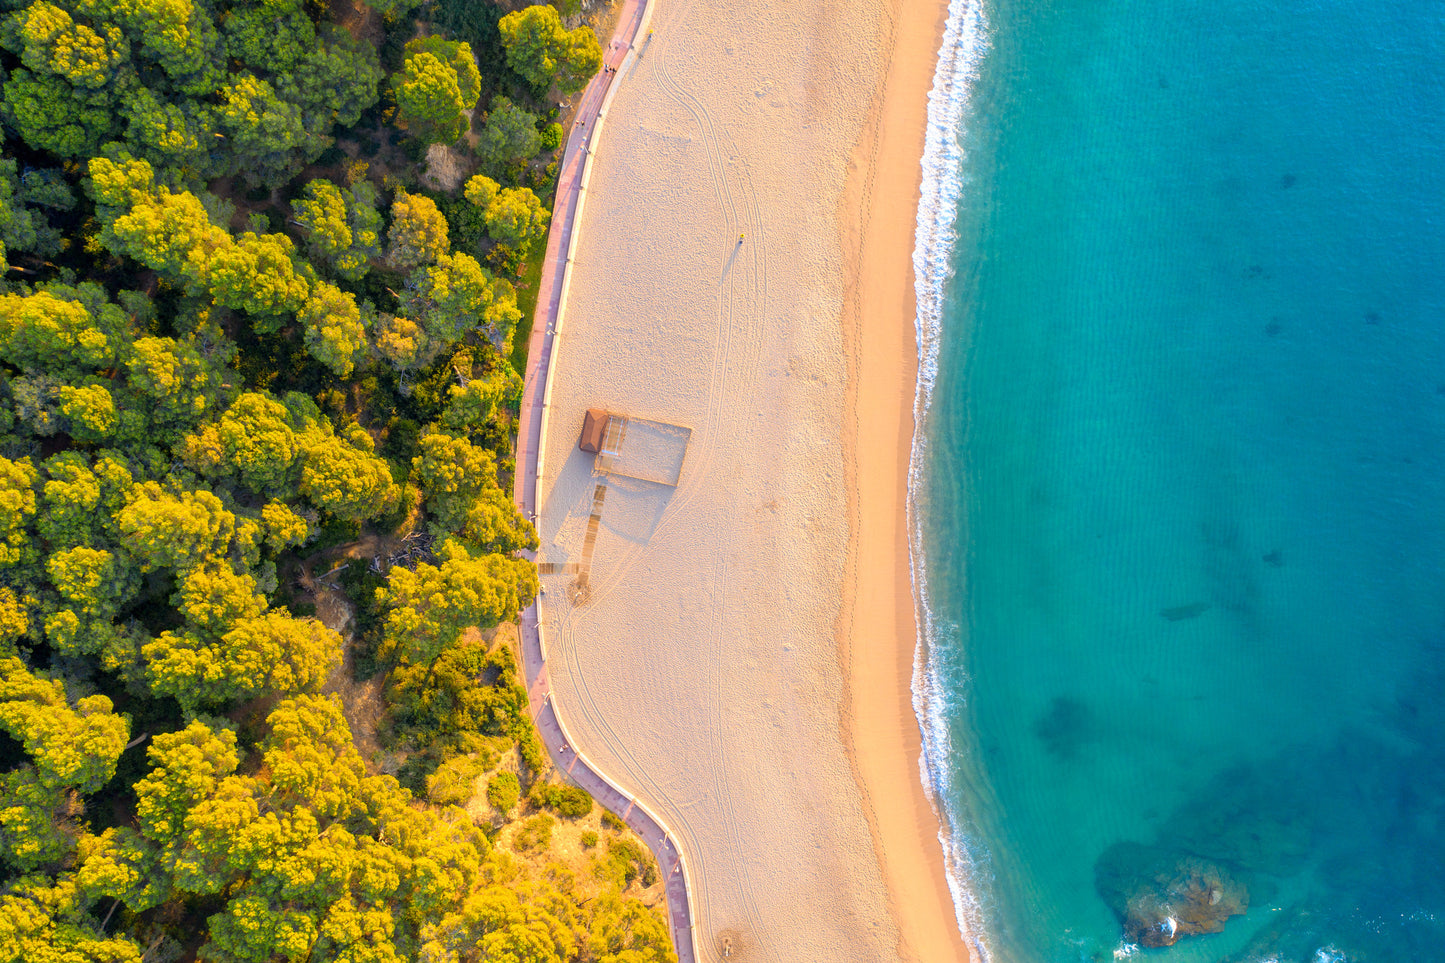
left=1096, top=842, right=1249, bottom=948
left=1033, top=695, right=1091, bottom=761
left=1262, top=549, right=1283, bottom=567
left=1160, top=601, right=1212, bottom=622
left=1279, top=173, right=1297, bottom=189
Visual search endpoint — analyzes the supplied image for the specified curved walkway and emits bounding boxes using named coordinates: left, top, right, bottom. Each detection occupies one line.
left=510, top=4, right=699, bottom=962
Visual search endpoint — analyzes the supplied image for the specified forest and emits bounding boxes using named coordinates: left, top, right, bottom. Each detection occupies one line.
left=0, top=0, right=676, bottom=959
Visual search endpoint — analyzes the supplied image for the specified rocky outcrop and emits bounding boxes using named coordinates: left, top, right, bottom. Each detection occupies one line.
left=1096, top=842, right=1249, bottom=947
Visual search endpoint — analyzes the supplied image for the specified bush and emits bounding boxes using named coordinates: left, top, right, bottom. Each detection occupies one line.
left=512, top=813, right=554, bottom=852
left=595, top=837, right=657, bottom=889
left=487, top=771, right=521, bottom=812
left=531, top=782, right=593, bottom=819
left=427, top=754, right=488, bottom=806
left=580, top=830, right=598, bottom=849
left=600, top=810, right=624, bottom=832
left=538, top=122, right=562, bottom=152
left=388, top=637, right=534, bottom=752
left=518, top=729, right=545, bottom=776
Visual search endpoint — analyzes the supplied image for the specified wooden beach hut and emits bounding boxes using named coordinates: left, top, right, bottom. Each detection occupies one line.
left=578, top=408, right=610, bottom=453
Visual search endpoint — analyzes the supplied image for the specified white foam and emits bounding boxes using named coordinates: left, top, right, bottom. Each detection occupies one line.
left=906, top=0, right=993, bottom=957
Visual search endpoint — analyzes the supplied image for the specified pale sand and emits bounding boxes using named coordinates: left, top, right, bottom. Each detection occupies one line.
left=534, top=0, right=967, bottom=958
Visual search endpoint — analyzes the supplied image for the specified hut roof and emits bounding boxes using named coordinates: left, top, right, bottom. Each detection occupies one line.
left=579, top=408, right=610, bottom=453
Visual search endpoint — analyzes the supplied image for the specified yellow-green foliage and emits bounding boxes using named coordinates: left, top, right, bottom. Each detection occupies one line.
left=498, top=4, right=602, bottom=96
left=386, top=188, right=449, bottom=269
left=487, top=771, right=521, bottom=813
left=0, top=0, right=633, bottom=956
left=378, top=540, right=537, bottom=665
left=512, top=813, right=554, bottom=852
left=392, top=36, right=480, bottom=145
left=531, top=782, right=593, bottom=820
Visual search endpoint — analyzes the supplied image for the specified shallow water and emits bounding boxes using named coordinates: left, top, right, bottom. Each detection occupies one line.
left=913, top=1, right=1445, bottom=960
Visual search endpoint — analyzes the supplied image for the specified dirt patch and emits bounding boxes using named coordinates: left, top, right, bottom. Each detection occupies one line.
left=423, top=142, right=470, bottom=192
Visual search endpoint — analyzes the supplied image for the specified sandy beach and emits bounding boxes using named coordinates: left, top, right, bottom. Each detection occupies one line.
left=531, top=0, right=968, bottom=958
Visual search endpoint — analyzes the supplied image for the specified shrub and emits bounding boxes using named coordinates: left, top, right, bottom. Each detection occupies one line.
left=595, top=837, right=657, bottom=889
left=538, top=122, right=562, bottom=152
left=487, top=771, right=521, bottom=812
left=600, top=810, right=624, bottom=832
left=531, top=782, right=593, bottom=819
left=580, top=830, right=598, bottom=849
left=518, top=729, right=545, bottom=776
left=512, top=813, right=554, bottom=852
left=426, top=754, right=488, bottom=806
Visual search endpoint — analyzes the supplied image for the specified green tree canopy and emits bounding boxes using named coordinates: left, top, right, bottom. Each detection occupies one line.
left=121, top=86, right=216, bottom=175
left=0, top=454, right=40, bottom=568
left=387, top=188, right=449, bottom=269
left=180, top=391, right=301, bottom=493
left=133, top=719, right=240, bottom=845
left=472, top=97, right=541, bottom=177
left=0, top=656, right=129, bottom=794
left=299, top=282, right=368, bottom=378
left=0, top=67, right=117, bottom=157
left=299, top=431, right=399, bottom=522
left=0, top=872, right=146, bottom=960
left=215, top=73, right=330, bottom=184
left=55, top=381, right=118, bottom=442
left=498, top=4, right=602, bottom=96
left=8, top=2, right=129, bottom=89
left=36, top=450, right=133, bottom=551
left=466, top=174, right=550, bottom=254
left=392, top=36, right=480, bottom=145
left=372, top=313, right=424, bottom=371
left=46, top=545, right=136, bottom=625
left=441, top=368, right=523, bottom=433
left=295, top=178, right=383, bottom=283
left=294, top=179, right=352, bottom=270
left=115, top=482, right=236, bottom=573
left=205, top=230, right=311, bottom=319
left=144, top=609, right=340, bottom=707
left=121, top=334, right=221, bottom=436
left=401, top=251, right=516, bottom=349
left=378, top=539, right=537, bottom=665
left=221, top=0, right=313, bottom=74
left=411, top=428, right=536, bottom=554
left=0, top=158, right=69, bottom=262
left=0, top=289, right=114, bottom=374
left=279, top=27, right=384, bottom=131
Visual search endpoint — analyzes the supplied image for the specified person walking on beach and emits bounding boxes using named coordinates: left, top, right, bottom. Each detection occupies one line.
left=738, top=233, right=745, bottom=244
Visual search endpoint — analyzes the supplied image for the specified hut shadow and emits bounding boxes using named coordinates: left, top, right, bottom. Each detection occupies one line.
left=538, top=443, right=608, bottom=567
left=537, top=442, right=677, bottom=564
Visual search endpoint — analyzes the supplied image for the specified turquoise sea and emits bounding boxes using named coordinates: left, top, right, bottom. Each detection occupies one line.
left=911, top=1, right=1445, bottom=961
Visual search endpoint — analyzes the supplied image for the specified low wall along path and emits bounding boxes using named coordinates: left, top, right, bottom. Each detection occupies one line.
left=510, top=3, right=700, bottom=962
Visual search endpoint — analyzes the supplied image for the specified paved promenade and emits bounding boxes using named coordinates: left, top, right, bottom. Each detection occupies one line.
left=510, top=4, right=699, bottom=961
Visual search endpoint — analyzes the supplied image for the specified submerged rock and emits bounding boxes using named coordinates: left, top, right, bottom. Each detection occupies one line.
left=1033, top=695, right=1092, bottom=761
left=1160, top=601, right=1212, bottom=622
left=1096, top=842, right=1249, bottom=947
